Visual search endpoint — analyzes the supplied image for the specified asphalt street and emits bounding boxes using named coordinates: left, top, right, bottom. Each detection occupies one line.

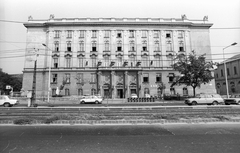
left=1, top=124, right=240, bottom=153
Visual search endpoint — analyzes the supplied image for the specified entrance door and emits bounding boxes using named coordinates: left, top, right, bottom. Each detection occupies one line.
left=104, top=89, right=109, bottom=98
left=117, top=89, right=123, bottom=98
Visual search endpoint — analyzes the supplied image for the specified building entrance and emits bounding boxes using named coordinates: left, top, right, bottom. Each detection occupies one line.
left=104, top=89, right=110, bottom=98
left=117, top=89, right=124, bottom=98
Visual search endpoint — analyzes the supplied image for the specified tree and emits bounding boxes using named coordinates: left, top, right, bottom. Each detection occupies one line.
left=171, top=51, right=214, bottom=97
left=0, top=71, right=22, bottom=95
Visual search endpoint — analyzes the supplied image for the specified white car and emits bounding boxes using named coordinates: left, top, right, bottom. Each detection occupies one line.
left=130, top=94, right=138, bottom=98
left=224, top=95, right=240, bottom=105
left=80, top=95, right=103, bottom=104
left=0, top=95, right=19, bottom=107
left=185, top=94, right=224, bottom=105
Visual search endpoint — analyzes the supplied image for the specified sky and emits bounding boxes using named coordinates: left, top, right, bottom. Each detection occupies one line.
left=0, top=0, right=239, bottom=74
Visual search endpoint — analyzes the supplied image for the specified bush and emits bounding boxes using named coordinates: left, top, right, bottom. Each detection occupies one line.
left=14, top=118, right=33, bottom=125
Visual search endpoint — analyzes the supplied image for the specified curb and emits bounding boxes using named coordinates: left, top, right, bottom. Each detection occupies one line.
left=1, top=119, right=240, bottom=125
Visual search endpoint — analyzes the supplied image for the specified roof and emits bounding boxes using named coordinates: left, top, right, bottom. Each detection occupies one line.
left=223, top=53, right=240, bottom=64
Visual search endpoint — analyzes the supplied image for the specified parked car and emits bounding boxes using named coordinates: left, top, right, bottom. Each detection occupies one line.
left=224, top=95, right=240, bottom=105
left=145, top=94, right=151, bottom=98
left=130, top=94, right=138, bottom=98
left=184, top=93, right=224, bottom=106
left=0, top=95, right=19, bottom=107
left=79, top=95, right=103, bottom=104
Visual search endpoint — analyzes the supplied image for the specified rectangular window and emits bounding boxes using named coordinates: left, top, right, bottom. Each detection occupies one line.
left=65, top=74, right=70, bottom=83
left=166, top=42, right=172, bottom=51
left=179, top=42, right=184, bottom=52
left=104, top=56, right=110, bottom=67
left=117, top=42, right=122, bottom=51
left=92, top=30, right=97, bottom=38
left=104, top=30, right=110, bottom=38
left=67, top=41, right=71, bottom=51
left=105, top=42, right=110, bottom=51
left=65, top=88, right=70, bottom=96
left=178, top=31, right=184, bottom=38
left=154, top=56, right=162, bottom=67
left=166, top=31, right=171, bottom=38
left=77, top=73, right=84, bottom=83
left=53, top=58, right=58, bottom=68
left=79, top=30, right=85, bottom=38
left=78, top=57, right=84, bottom=67
left=234, top=66, right=237, bottom=75
left=92, top=42, right=97, bottom=51
left=54, top=31, right=60, bottom=38
left=143, top=73, right=149, bottom=83
left=91, top=73, right=96, bottom=83
left=117, top=31, right=122, bottom=38
left=91, top=56, right=97, bottom=67
left=142, top=43, right=147, bottom=51
left=168, top=73, right=174, bottom=82
left=66, top=57, right=71, bottom=68
left=79, top=42, right=84, bottom=51
left=154, top=30, right=159, bottom=38
left=129, top=30, right=134, bottom=37
left=227, top=68, right=230, bottom=76
left=130, top=42, right=135, bottom=51
left=54, top=42, right=59, bottom=51
left=142, top=30, right=147, bottom=38
left=142, top=57, right=148, bottom=67
left=155, top=42, right=160, bottom=51
left=156, top=73, right=162, bottom=82
left=221, top=69, right=223, bottom=77
left=52, top=74, right=58, bottom=83
left=67, top=31, right=72, bottom=38
left=78, top=89, right=83, bottom=96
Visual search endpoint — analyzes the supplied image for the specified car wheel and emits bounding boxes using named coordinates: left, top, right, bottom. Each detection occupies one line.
left=95, top=101, right=99, bottom=104
left=212, top=101, right=218, bottom=105
left=3, top=103, right=10, bottom=107
left=81, top=101, right=85, bottom=104
left=237, top=101, right=240, bottom=105
left=192, top=101, right=197, bottom=105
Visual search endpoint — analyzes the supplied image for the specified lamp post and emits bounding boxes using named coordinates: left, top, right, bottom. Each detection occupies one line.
left=223, top=42, right=237, bottom=98
left=31, top=48, right=39, bottom=107
left=42, top=43, right=52, bottom=103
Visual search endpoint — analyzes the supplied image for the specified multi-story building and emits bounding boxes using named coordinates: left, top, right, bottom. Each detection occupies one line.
left=215, top=54, right=240, bottom=95
left=22, top=15, right=216, bottom=98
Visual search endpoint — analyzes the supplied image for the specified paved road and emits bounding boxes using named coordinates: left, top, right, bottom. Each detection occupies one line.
left=1, top=124, right=240, bottom=153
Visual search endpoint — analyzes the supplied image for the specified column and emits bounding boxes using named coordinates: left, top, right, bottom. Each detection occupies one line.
left=124, top=71, right=128, bottom=98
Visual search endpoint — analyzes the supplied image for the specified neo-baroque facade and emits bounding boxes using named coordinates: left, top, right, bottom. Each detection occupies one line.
left=22, top=15, right=216, bottom=98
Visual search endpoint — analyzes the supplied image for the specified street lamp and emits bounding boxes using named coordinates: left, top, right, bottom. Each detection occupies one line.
left=223, top=42, right=237, bottom=98
left=42, top=43, right=52, bottom=103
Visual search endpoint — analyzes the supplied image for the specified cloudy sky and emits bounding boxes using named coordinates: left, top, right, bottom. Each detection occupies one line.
left=0, top=0, right=239, bottom=74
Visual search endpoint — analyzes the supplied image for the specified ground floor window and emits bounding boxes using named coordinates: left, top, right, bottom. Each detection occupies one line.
left=91, top=88, right=96, bottom=95
left=183, top=87, right=188, bottom=96
left=52, top=88, right=56, bottom=96
left=65, top=88, right=70, bottom=96
left=78, top=88, right=83, bottom=96
left=170, top=87, right=175, bottom=95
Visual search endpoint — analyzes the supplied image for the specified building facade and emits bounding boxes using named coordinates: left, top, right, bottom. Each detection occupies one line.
left=22, top=15, right=216, bottom=98
left=215, top=54, right=240, bottom=95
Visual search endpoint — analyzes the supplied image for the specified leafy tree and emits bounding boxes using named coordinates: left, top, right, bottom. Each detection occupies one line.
left=0, top=70, right=22, bottom=95
left=171, top=51, right=214, bottom=96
